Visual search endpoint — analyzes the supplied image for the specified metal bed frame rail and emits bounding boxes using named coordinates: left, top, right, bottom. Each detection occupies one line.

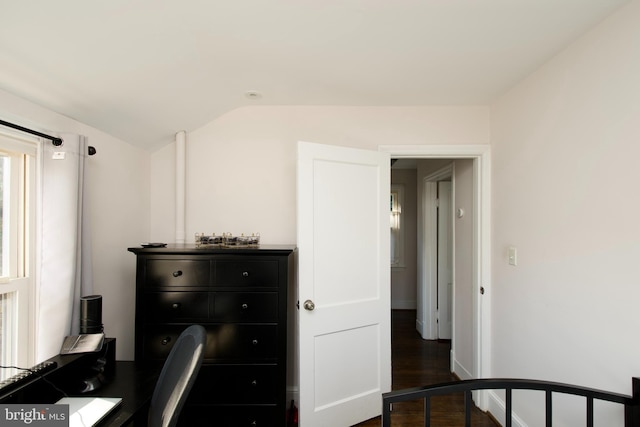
left=382, top=378, right=640, bottom=427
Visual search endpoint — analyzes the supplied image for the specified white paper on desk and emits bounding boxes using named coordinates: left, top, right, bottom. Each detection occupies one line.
left=57, top=397, right=122, bottom=427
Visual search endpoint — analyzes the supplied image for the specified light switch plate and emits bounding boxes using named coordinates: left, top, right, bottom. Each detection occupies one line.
left=508, top=246, right=517, bottom=266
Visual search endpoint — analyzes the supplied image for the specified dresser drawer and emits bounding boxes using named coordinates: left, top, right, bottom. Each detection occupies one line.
left=215, top=260, right=278, bottom=287
left=179, top=405, right=280, bottom=427
left=145, top=259, right=210, bottom=287
left=143, top=291, right=210, bottom=321
left=189, top=365, right=279, bottom=404
left=213, top=292, right=278, bottom=321
left=143, top=324, right=278, bottom=361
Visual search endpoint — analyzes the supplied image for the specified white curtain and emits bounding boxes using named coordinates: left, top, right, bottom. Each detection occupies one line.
left=36, top=134, right=94, bottom=361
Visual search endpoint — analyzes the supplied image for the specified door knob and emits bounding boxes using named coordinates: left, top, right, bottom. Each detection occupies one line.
left=303, top=300, right=315, bottom=311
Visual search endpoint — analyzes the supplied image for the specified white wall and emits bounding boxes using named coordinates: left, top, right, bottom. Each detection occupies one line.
left=150, top=106, right=489, bottom=244
left=150, top=143, right=175, bottom=242
left=0, top=89, right=150, bottom=361
left=490, top=0, right=640, bottom=424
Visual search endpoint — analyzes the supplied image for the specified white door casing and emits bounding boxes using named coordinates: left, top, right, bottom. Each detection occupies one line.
left=437, top=181, right=453, bottom=340
left=380, top=144, right=491, bottom=410
left=297, top=141, right=391, bottom=427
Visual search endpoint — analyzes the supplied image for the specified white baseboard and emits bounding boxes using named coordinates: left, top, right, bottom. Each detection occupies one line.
left=451, top=353, right=473, bottom=380
left=487, top=390, right=528, bottom=427
left=391, top=299, right=416, bottom=310
left=449, top=353, right=527, bottom=426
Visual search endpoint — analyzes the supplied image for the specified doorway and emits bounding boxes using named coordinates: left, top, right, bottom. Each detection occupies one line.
left=382, top=145, right=490, bottom=409
left=391, top=161, right=454, bottom=350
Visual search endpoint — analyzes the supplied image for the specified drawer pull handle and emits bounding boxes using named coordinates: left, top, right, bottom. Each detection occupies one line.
left=161, top=337, right=172, bottom=345
left=251, top=422, right=257, bottom=427
left=172, top=303, right=181, bottom=309
left=242, top=303, right=248, bottom=310
left=172, top=270, right=183, bottom=277
left=251, top=380, right=257, bottom=387
left=242, top=271, right=249, bottom=277
left=252, top=339, right=258, bottom=346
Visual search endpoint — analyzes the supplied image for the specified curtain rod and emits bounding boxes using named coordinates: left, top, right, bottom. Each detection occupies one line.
left=0, top=118, right=97, bottom=155
left=0, top=118, right=63, bottom=145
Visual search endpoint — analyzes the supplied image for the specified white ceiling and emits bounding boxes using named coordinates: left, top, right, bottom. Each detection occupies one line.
left=0, top=0, right=629, bottom=150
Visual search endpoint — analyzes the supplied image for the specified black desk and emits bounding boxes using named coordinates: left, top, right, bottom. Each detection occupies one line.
left=77, top=361, right=158, bottom=427
left=0, top=341, right=159, bottom=427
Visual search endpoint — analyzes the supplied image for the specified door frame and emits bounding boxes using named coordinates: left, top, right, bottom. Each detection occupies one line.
left=420, top=163, right=453, bottom=341
left=436, top=179, right=453, bottom=341
left=380, top=144, right=491, bottom=409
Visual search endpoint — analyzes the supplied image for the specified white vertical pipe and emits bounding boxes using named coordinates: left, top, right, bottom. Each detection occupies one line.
left=175, top=130, right=186, bottom=243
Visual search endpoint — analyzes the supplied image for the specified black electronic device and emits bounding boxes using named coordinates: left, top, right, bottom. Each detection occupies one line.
left=80, top=294, right=103, bottom=334
left=0, top=360, right=58, bottom=394
left=0, top=338, right=117, bottom=405
left=75, top=336, right=116, bottom=394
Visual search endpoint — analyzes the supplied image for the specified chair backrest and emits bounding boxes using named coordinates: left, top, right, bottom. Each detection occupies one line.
left=148, top=325, right=206, bottom=427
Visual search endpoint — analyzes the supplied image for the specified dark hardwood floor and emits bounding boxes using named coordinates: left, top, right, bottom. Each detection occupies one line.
left=352, top=310, right=498, bottom=427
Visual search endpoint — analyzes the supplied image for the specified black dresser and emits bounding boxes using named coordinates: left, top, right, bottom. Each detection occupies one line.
left=128, top=244, right=296, bottom=427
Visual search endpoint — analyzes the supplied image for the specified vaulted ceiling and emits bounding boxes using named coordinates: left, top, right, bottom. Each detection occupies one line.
left=0, top=0, right=629, bottom=150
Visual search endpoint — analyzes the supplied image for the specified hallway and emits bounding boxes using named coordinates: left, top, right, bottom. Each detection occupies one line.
left=353, top=310, right=498, bottom=426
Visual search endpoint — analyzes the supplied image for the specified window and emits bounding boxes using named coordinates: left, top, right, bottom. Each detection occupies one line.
left=0, top=134, right=36, bottom=379
left=390, top=184, right=404, bottom=267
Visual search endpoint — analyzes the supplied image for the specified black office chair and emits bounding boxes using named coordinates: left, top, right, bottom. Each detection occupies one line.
left=148, top=324, right=206, bottom=427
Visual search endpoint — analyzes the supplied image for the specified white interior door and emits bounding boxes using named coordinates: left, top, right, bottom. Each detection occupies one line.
left=437, top=181, right=452, bottom=340
left=297, top=141, right=391, bottom=427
